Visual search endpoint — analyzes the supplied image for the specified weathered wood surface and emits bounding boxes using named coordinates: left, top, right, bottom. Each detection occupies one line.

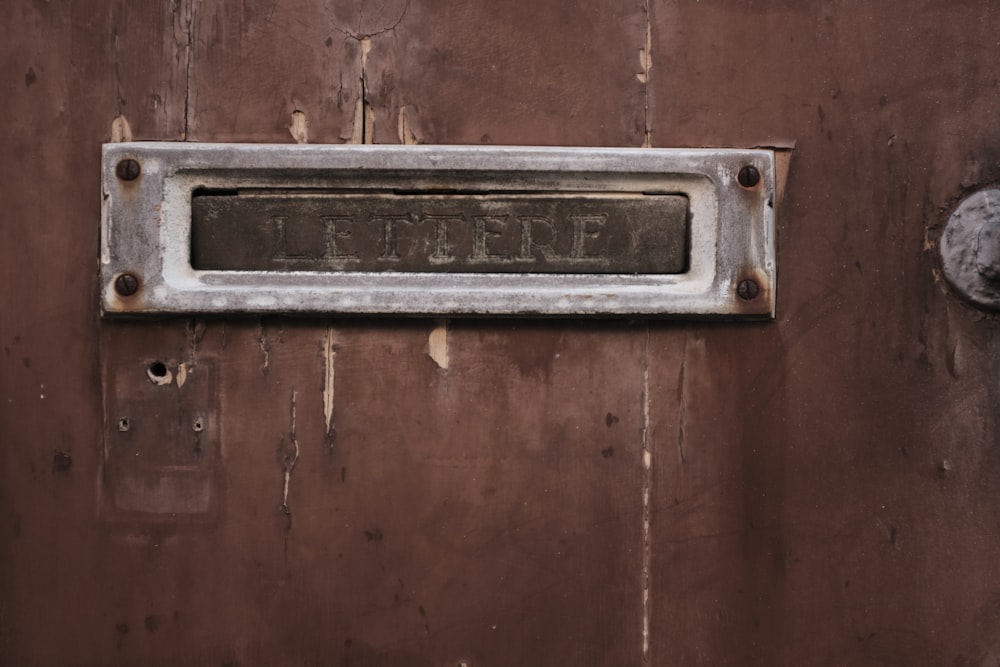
left=3, top=0, right=1000, bottom=665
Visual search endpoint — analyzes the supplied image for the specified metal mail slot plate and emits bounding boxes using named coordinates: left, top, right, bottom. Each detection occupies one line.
left=101, top=143, right=776, bottom=317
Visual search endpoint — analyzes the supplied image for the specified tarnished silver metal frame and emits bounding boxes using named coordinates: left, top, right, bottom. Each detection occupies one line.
left=101, top=143, right=776, bottom=317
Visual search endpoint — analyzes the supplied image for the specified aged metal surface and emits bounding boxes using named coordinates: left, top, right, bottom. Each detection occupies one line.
left=5, top=0, right=1000, bottom=666
left=101, top=143, right=776, bottom=317
left=191, top=192, right=689, bottom=274
left=940, top=189, right=1000, bottom=310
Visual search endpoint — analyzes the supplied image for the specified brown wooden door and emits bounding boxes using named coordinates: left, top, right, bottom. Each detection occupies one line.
left=4, top=1, right=1000, bottom=665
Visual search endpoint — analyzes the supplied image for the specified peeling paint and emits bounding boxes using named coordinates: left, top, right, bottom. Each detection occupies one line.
left=637, top=1, right=653, bottom=147
left=641, top=486, right=650, bottom=654
left=636, top=13, right=652, bottom=84
left=280, top=388, right=300, bottom=559
left=283, top=389, right=300, bottom=509
left=360, top=38, right=375, bottom=143
left=110, top=114, right=132, bottom=142
left=176, top=361, right=188, bottom=388
left=346, top=38, right=375, bottom=143
left=259, top=323, right=270, bottom=379
left=398, top=106, right=418, bottom=144
left=360, top=35, right=372, bottom=69
left=332, top=0, right=409, bottom=144
left=640, top=325, right=652, bottom=658
left=349, top=98, right=366, bottom=144
left=289, top=109, right=308, bottom=143
left=323, top=326, right=337, bottom=452
left=428, top=321, right=449, bottom=369
left=363, top=101, right=374, bottom=145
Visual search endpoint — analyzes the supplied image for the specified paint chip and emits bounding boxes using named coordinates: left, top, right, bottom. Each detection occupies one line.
left=289, top=110, right=308, bottom=143
left=428, top=322, right=449, bottom=369
left=111, top=114, right=133, bottom=143
left=398, top=106, right=419, bottom=144
left=636, top=18, right=652, bottom=84
left=323, top=326, right=337, bottom=440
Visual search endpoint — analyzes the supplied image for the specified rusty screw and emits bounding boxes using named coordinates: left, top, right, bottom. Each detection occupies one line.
left=114, top=273, right=139, bottom=297
left=737, top=278, right=760, bottom=301
left=737, top=165, right=760, bottom=188
left=116, top=158, right=141, bottom=181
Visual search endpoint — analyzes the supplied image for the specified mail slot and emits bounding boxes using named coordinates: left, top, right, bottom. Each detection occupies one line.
left=190, top=192, right=690, bottom=274
left=100, top=143, right=776, bottom=317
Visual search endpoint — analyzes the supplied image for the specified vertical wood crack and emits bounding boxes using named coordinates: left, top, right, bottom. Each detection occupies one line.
left=109, top=2, right=132, bottom=140
left=280, top=388, right=300, bottom=561
left=112, top=20, right=124, bottom=115
left=323, top=326, right=337, bottom=460
left=179, top=0, right=196, bottom=140
left=332, top=0, right=410, bottom=144
left=258, top=321, right=270, bottom=380
left=360, top=37, right=374, bottom=143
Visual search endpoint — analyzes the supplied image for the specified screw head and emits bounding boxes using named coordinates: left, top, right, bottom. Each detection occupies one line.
left=737, top=278, right=760, bottom=301
left=737, top=165, right=760, bottom=188
left=115, top=158, right=141, bottom=181
left=114, top=273, right=139, bottom=297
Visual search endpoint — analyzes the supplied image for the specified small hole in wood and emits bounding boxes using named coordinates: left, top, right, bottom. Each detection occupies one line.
left=145, top=361, right=174, bottom=386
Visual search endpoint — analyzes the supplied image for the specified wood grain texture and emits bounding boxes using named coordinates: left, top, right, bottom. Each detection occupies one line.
left=5, top=0, right=1000, bottom=664
left=648, top=1, right=1000, bottom=663
left=187, top=0, right=362, bottom=142
left=108, top=0, right=191, bottom=139
left=0, top=1, right=184, bottom=663
left=361, top=0, right=648, bottom=146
